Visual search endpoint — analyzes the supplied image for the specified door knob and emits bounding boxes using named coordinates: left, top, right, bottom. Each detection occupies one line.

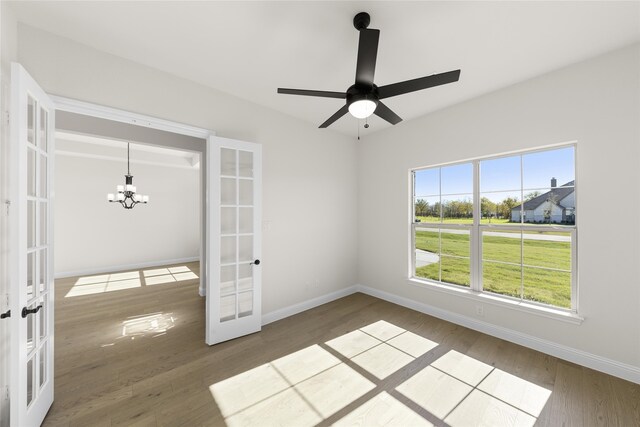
left=22, top=305, right=42, bottom=318
left=251, top=259, right=260, bottom=265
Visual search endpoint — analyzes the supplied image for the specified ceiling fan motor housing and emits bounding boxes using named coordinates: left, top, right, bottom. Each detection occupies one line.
left=346, top=84, right=379, bottom=107
left=353, top=12, right=371, bottom=30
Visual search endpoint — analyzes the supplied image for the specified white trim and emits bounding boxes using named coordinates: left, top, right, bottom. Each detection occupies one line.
left=51, top=95, right=212, bottom=138
left=261, top=286, right=358, bottom=326
left=55, top=150, right=200, bottom=170
left=406, top=277, right=582, bottom=324
left=54, top=256, right=199, bottom=279
left=49, top=94, right=211, bottom=330
left=354, top=284, right=640, bottom=385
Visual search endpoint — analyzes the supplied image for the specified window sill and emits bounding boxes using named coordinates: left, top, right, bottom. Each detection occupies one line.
left=407, top=277, right=584, bottom=325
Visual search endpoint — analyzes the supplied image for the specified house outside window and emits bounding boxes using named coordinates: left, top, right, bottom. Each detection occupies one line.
left=411, top=145, right=577, bottom=312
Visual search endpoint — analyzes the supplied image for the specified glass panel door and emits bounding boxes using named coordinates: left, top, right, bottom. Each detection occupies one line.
left=207, top=136, right=262, bottom=345
left=9, top=63, right=55, bottom=426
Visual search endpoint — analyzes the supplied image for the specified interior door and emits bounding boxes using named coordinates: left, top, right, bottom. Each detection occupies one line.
left=9, top=63, right=55, bottom=426
left=206, top=135, right=262, bottom=345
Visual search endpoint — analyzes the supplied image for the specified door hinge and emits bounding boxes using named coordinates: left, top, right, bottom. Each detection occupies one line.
left=4, top=200, right=10, bottom=216
left=4, top=386, right=8, bottom=401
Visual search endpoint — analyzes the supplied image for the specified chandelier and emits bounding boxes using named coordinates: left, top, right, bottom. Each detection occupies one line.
left=107, top=143, right=149, bottom=209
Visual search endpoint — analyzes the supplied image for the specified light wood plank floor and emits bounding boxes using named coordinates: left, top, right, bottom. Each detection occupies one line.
left=45, top=262, right=640, bottom=426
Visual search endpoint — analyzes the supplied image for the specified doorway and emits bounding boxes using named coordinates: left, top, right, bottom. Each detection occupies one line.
left=7, top=64, right=263, bottom=425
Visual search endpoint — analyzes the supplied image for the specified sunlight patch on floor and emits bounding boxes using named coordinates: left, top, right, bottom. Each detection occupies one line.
left=334, top=391, right=432, bottom=427
left=210, top=344, right=374, bottom=426
left=66, top=276, right=141, bottom=297
left=209, top=321, right=552, bottom=427
left=65, top=266, right=199, bottom=297
left=121, top=312, right=176, bottom=338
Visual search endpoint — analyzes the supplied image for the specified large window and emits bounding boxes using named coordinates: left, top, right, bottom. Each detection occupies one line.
left=412, top=145, right=576, bottom=311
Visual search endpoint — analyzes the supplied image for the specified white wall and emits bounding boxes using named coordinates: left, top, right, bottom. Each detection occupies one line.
left=358, top=44, right=640, bottom=370
left=54, top=152, right=200, bottom=276
left=16, top=24, right=359, bottom=316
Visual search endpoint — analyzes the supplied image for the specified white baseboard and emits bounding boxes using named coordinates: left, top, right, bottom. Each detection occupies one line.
left=54, top=256, right=200, bottom=279
left=261, top=286, right=358, bottom=326
left=354, top=284, right=640, bottom=385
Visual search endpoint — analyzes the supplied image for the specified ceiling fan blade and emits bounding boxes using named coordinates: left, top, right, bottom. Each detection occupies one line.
left=378, top=69, right=461, bottom=99
left=355, top=29, right=380, bottom=86
left=374, top=101, right=402, bottom=125
left=319, top=104, right=349, bottom=128
left=278, top=88, right=346, bottom=99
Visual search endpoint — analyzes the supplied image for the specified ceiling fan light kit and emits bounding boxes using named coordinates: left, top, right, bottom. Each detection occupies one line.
left=277, top=12, right=461, bottom=129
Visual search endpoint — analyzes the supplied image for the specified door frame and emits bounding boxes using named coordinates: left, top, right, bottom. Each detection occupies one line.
left=51, top=96, right=213, bottom=297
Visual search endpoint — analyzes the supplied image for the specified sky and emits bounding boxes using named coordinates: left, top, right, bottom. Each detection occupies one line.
left=414, top=146, right=575, bottom=203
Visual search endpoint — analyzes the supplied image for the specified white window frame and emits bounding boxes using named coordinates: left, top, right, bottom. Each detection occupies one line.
left=409, top=143, right=579, bottom=320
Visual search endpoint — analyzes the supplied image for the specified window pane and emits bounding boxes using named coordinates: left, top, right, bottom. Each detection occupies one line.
left=483, top=261, right=522, bottom=299
left=414, top=168, right=439, bottom=198
left=239, top=179, right=253, bottom=205
left=27, top=201, right=35, bottom=249
left=221, top=148, right=236, bottom=176
left=39, top=107, right=48, bottom=151
left=414, top=196, right=440, bottom=223
left=27, top=357, right=34, bottom=407
left=480, top=156, right=520, bottom=192
left=39, top=202, right=47, bottom=246
left=523, top=267, right=571, bottom=308
left=238, top=264, right=253, bottom=292
left=482, top=230, right=521, bottom=264
left=441, top=229, right=470, bottom=257
left=27, top=303, right=35, bottom=354
left=479, top=191, right=521, bottom=224
left=238, top=236, right=253, bottom=263
left=39, top=346, right=46, bottom=389
left=221, top=178, right=236, bottom=205
left=522, top=187, right=575, bottom=224
left=523, top=232, right=571, bottom=271
left=441, top=163, right=472, bottom=195
left=221, top=236, right=236, bottom=264
left=27, top=149, right=36, bottom=197
left=221, top=207, right=236, bottom=234
left=441, top=255, right=470, bottom=287
left=27, top=252, right=35, bottom=300
left=220, top=294, right=236, bottom=322
left=220, top=265, right=236, bottom=295
left=39, top=249, right=47, bottom=294
left=239, top=207, right=253, bottom=234
left=238, top=151, right=253, bottom=178
left=442, top=195, right=473, bottom=223
left=522, top=146, right=574, bottom=191
left=27, top=96, right=35, bottom=145
left=39, top=154, right=47, bottom=198
left=238, top=291, right=253, bottom=317
left=414, top=228, right=439, bottom=281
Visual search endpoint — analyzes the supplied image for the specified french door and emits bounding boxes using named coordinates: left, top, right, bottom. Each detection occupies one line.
left=9, top=64, right=55, bottom=426
left=207, top=136, right=262, bottom=345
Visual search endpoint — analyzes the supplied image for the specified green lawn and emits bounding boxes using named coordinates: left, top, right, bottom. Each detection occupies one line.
left=415, top=230, right=571, bottom=308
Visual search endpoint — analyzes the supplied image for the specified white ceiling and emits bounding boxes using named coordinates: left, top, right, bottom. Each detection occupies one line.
left=10, top=1, right=640, bottom=137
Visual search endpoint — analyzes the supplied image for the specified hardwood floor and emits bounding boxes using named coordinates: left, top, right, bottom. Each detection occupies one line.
left=45, top=262, right=639, bottom=426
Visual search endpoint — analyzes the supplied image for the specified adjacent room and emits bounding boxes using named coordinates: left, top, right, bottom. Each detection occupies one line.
left=0, top=1, right=638, bottom=426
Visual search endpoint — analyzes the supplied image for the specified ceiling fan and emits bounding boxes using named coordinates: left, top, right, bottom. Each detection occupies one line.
left=277, top=12, right=461, bottom=129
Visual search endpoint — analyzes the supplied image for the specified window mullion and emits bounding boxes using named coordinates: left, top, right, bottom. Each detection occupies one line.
left=471, top=160, right=481, bottom=292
